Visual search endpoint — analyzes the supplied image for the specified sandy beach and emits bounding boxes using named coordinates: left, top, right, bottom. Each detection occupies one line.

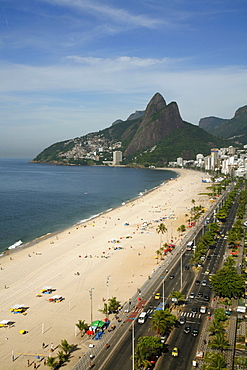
left=0, top=168, right=211, bottom=369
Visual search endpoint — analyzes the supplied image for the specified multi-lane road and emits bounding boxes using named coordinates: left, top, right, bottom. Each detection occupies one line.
left=100, top=194, right=239, bottom=370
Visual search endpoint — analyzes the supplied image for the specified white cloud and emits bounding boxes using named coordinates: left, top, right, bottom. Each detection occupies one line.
left=41, top=0, right=162, bottom=29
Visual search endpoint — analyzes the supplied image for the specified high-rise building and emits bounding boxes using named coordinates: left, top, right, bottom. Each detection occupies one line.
left=113, top=151, right=122, bottom=165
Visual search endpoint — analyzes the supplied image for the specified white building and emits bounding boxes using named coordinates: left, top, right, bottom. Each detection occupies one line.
left=113, top=151, right=122, bottom=165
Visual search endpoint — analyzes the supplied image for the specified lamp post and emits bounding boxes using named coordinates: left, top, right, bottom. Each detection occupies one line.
left=106, top=275, right=111, bottom=316
left=180, top=249, right=183, bottom=289
left=132, top=320, right=135, bottom=370
left=89, top=288, right=94, bottom=323
left=160, top=277, right=165, bottom=309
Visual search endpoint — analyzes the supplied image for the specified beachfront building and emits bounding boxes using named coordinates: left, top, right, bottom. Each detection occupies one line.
left=113, top=151, right=123, bottom=165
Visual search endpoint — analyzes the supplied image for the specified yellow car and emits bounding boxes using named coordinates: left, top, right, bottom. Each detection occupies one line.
left=154, top=292, right=161, bottom=300
left=172, top=347, right=179, bottom=357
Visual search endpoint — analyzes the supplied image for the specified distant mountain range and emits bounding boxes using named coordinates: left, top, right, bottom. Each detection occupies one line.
left=199, top=105, right=247, bottom=145
left=32, top=93, right=242, bottom=167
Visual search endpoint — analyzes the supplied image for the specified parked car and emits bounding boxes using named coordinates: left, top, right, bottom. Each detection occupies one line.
left=202, top=280, right=207, bottom=286
left=195, top=280, right=200, bottom=285
left=197, top=291, right=203, bottom=297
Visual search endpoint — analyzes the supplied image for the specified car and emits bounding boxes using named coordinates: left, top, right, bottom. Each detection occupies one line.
left=191, top=307, right=198, bottom=313
left=204, top=294, right=209, bottom=301
left=169, top=274, right=175, bottom=279
left=208, top=284, right=213, bottom=289
left=195, top=280, right=200, bottom=285
left=154, top=292, right=161, bottom=300
left=200, top=305, right=207, bottom=314
left=197, top=262, right=203, bottom=267
left=197, top=291, right=203, bottom=297
left=179, top=316, right=186, bottom=325
left=184, top=325, right=191, bottom=334
left=185, top=265, right=189, bottom=270
left=191, top=328, right=199, bottom=336
left=202, top=280, right=207, bottom=286
left=205, top=269, right=210, bottom=275
left=189, top=292, right=195, bottom=299
left=207, top=255, right=211, bottom=260
left=172, top=347, right=179, bottom=357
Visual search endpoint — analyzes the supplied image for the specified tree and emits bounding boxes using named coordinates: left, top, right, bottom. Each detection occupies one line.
left=75, top=320, right=88, bottom=337
left=151, top=309, right=177, bottom=335
left=207, top=320, right=225, bottom=336
left=211, top=266, right=245, bottom=298
left=169, top=291, right=185, bottom=303
left=133, top=336, right=163, bottom=369
left=46, top=357, right=58, bottom=369
left=156, top=223, right=167, bottom=247
left=213, top=308, right=227, bottom=323
left=134, top=346, right=152, bottom=370
left=57, top=350, right=66, bottom=365
left=208, top=332, right=230, bottom=352
left=58, top=339, right=74, bottom=355
left=101, top=296, right=121, bottom=314
left=202, top=352, right=228, bottom=370
left=223, top=256, right=236, bottom=269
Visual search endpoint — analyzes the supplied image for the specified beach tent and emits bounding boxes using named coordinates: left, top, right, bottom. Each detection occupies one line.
left=10, top=304, right=24, bottom=310
left=0, top=320, right=12, bottom=327
left=49, top=295, right=62, bottom=302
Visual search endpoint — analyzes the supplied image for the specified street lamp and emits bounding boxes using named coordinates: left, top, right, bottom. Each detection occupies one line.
left=180, top=249, right=184, bottom=290
left=160, top=277, right=165, bottom=309
left=89, top=288, right=94, bottom=323
left=106, top=275, right=111, bottom=316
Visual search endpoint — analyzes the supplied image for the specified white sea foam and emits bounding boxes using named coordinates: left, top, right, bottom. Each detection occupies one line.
left=8, top=240, right=23, bottom=250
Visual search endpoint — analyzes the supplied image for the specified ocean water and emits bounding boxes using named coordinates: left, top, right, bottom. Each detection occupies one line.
left=0, top=159, right=177, bottom=254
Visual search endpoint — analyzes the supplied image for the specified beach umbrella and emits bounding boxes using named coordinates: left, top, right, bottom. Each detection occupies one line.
left=19, top=330, right=26, bottom=334
left=91, top=320, right=105, bottom=328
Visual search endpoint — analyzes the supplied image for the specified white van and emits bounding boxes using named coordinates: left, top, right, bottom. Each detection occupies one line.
left=138, top=311, right=147, bottom=324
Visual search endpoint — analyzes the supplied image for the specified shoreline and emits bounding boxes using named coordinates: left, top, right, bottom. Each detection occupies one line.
left=0, top=168, right=209, bottom=370
left=1, top=169, right=179, bottom=258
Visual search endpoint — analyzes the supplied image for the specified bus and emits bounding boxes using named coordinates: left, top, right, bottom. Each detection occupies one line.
left=138, top=311, right=148, bottom=324
left=186, top=241, right=194, bottom=251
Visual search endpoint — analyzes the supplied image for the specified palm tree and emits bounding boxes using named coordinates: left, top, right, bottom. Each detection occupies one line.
left=134, top=346, right=152, bottom=370
left=75, top=320, right=88, bottom=337
left=151, top=309, right=177, bottom=335
left=57, top=350, right=66, bottom=366
left=207, top=320, right=225, bottom=336
left=46, top=357, right=58, bottom=369
left=208, top=332, right=230, bottom=352
left=58, top=339, right=74, bottom=355
left=202, top=352, right=228, bottom=370
left=156, top=223, right=167, bottom=247
left=169, top=291, right=185, bottom=303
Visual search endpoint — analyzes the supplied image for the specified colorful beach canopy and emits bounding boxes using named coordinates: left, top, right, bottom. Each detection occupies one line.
left=91, top=320, right=105, bottom=328
left=0, top=320, right=11, bottom=325
left=10, top=304, right=24, bottom=310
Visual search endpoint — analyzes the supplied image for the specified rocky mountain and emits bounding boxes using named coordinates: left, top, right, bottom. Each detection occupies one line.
left=32, top=92, right=235, bottom=167
left=199, top=105, right=247, bottom=144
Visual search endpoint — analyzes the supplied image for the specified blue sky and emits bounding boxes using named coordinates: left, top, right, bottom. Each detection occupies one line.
left=0, top=0, right=246, bottom=158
